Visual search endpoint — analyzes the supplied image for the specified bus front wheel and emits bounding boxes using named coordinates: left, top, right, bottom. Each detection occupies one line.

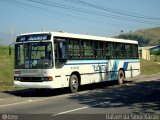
left=117, top=70, right=125, bottom=85
left=69, top=74, right=79, bottom=93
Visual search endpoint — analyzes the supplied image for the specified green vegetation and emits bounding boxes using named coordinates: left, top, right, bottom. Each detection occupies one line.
left=115, top=27, right=160, bottom=46
left=151, top=50, right=160, bottom=56
left=150, top=55, right=160, bottom=62
left=140, top=59, right=160, bottom=75
left=0, top=45, right=15, bottom=91
left=150, top=50, right=160, bottom=62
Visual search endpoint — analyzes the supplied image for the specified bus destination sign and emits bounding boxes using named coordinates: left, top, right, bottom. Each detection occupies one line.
left=16, top=34, right=51, bottom=42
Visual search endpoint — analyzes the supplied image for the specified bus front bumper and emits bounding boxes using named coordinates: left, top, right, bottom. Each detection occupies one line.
left=14, top=81, right=59, bottom=89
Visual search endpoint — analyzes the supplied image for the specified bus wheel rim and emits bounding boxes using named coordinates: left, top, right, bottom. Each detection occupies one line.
left=71, top=78, right=78, bottom=89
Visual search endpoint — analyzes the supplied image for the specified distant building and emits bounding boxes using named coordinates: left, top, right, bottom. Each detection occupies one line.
left=139, top=45, right=160, bottom=60
left=150, top=45, right=160, bottom=51
left=140, top=49, right=150, bottom=60
left=139, top=46, right=156, bottom=51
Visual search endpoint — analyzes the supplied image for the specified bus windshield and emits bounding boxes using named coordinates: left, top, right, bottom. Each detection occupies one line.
left=15, top=42, right=53, bottom=69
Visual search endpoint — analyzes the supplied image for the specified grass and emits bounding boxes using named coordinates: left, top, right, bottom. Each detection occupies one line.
left=150, top=55, right=160, bottom=62
left=140, top=59, right=160, bottom=75
left=0, top=45, right=160, bottom=92
left=0, top=45, right=15, bottom=91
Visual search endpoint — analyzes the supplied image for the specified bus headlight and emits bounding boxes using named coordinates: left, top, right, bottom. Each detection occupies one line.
left=41, top=76, right=53, bottom=81
left=48, top=76, right=53, bottom=81
left=14, top=76, right=21, bottom=81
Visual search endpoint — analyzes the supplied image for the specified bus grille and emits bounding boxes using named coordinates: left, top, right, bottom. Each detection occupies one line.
left=16, top=77, right=47, bottom=82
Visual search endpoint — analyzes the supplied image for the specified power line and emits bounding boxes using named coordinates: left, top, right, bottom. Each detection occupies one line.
left=2, top=0, right=103, bottom=24
left=1, top=0, right=120, bottom=34
left=1, top=0, right=159, bottom=35
left=27, top=0, right=160, bottom=25
left=2, top=0, right=128, bottom=28
left=65, top=0, right=160, bottom=20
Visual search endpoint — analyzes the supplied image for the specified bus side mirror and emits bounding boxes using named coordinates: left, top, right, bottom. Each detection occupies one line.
left=9, top=45, right=11, bottom=55
left=9, top=42, right=15, bottom=55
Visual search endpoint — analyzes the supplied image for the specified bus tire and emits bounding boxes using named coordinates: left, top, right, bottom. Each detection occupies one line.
left=69, top=74, right=79, bottom=93
left=117, top=70, right=125, bottom=85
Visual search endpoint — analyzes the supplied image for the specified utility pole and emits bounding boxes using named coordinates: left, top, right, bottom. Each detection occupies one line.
left=11, top=26, right=14, bottom=42
left=42, top=27, right=44, bottom=32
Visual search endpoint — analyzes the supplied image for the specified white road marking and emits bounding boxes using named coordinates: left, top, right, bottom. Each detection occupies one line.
left=0, top=88, right=108, bottom=108
left=52, top=101, right=109, bottom=116
left=0, top=97, right=58, bottom=108
left=0, top=99, right=33, bottom=107
left=53, top=106, right=89, bottom=116
left=0, top=92, right=74, bottom=108
left=0, top=90, right=95, bottom=108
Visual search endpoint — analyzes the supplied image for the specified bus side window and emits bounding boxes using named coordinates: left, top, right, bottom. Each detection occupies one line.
left=110, top=43, right=116, bottom=58
left=125, top=44, right=131, bottom=58
left=54, top=37, right=68, bottom=68
left=104, top=42, right=110, bottom=59
left=68, top=39, right=81, bottom=59
left=59, top=42, right=67, bottom=59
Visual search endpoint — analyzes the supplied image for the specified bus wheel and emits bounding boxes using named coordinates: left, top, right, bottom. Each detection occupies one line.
left=117, top=70, right=125, bottom=85
left=69, top=74, right=79, bottom=93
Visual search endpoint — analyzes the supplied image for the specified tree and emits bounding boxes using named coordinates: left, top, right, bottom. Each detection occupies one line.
left=151, top=50, right=160, bottom=62
left=116, top=34, right=149, bottom=46
left=151, top=50, right=160, bottom=55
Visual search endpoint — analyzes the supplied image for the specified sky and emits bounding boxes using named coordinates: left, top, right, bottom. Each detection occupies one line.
left=0, top=0, right=160, bottom=45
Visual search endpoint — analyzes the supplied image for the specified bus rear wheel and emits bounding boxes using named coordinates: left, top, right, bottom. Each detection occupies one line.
left=69, top=74, right=79, bottom=93
left=117, top=70, right=125, bottom=85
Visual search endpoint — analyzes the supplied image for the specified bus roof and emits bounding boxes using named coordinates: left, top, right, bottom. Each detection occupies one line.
left=18, top=31, right=138, bottom=44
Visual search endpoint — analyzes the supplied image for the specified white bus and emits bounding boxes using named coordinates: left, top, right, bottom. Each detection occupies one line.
left=13, top=31, right=140, bottom=93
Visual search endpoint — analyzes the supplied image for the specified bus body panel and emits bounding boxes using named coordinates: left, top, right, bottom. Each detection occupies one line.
left=65, top=60, right=108, bottom=85
left=14, top=59, right=140, bottom=88
left=14, top=68, right=66, bottom=89
left=14, top=59, right=140, bottom=89
left=14, top=31, right=140, bottom=89
left=107, top=59, right=140, bottom=80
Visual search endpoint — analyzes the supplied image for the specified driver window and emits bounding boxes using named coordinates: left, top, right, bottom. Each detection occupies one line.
left=54, top=37, right=68, bottom=68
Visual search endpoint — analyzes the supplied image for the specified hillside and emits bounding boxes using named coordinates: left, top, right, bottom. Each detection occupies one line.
left=115, top=27, right=160, bottom=46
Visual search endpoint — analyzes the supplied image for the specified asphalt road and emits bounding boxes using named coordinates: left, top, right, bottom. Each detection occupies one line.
left=0, top=74, right=160, bottom=120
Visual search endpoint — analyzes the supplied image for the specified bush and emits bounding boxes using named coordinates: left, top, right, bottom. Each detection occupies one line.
left=151, top=50, right=160, bottom=55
